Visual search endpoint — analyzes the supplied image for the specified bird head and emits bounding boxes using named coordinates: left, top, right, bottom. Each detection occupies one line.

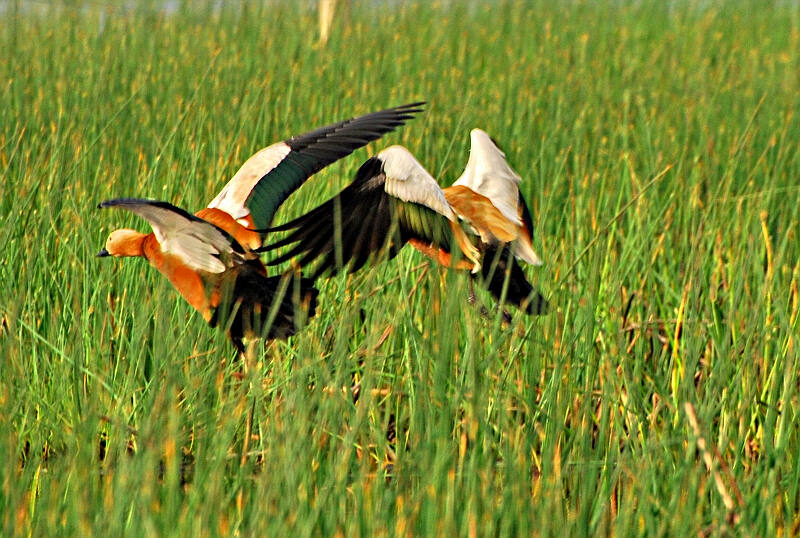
left=98, top=228, right=146, bottom=258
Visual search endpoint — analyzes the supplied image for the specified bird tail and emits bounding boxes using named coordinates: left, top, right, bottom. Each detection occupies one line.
left=213, top=266, right=319, bottom=341
left=259, top=271, right=319, bottom=338
left=477, top=245, right=548, bottom=315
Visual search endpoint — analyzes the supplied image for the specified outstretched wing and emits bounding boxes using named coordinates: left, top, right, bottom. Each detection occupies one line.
left=261, top=145, right=478, bottom=278
left=453, top=128, right=542, bottom=266
left=99, top=198, right=243, bottom=274
left=453, top=128, right=522, bottom=223
left=207, top=102, right=425, bottom=230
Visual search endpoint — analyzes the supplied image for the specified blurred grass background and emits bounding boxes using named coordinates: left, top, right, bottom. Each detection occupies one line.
left=1, top=0, right=799, bottom=535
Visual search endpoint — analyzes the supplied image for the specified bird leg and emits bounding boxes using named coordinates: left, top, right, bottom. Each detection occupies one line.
left=468, top=278, right=513, bottom=323
left=468, top=278, right=490, bottom=318
left=468, top=278, right=478, bottom=305
left=231, top=336, right=246, bottom=357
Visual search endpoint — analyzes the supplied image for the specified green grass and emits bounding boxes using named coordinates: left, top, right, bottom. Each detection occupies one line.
left=2, top=0, right=800, bottom=535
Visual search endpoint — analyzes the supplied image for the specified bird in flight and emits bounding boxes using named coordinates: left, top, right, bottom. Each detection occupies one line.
left=97, top=103, right=425, bottom=352
left=261, top=128, right=547, bottom=317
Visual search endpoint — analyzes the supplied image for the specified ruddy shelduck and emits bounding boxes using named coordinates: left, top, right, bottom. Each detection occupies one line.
left=261, top=128, right=547, bottom=316
left=98, top=103, right=425, bottom=351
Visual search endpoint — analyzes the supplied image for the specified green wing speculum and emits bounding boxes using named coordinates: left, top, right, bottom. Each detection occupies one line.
left=395, top=200, right=454, bottom=253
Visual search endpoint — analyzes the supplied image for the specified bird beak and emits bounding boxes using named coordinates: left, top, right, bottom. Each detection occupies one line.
left=96, top=248, right=110, bottom=257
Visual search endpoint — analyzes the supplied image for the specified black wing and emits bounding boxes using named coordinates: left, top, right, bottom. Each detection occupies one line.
left=209, top=102, right=425, bottom=230
left=260, top=157, right=456, bottom=279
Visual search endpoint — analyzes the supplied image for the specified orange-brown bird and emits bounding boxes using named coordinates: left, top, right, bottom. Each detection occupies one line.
left=261, top=128, right=547, bottom=316
left=98, top=103, right=424, bottom=351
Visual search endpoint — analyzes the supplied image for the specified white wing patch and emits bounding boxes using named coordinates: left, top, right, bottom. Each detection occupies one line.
left=514, top=236, right=543, bottom=266
left=453, top=128, right=523, bottom=226
left=117, top=202, right=235, bottom=274
left=377, top=145, right=456, bottom=220
left=207, top=141, right=292, bottom=222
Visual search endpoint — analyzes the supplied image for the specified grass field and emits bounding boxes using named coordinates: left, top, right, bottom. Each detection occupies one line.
left=2, top=0, right=800, bottom=535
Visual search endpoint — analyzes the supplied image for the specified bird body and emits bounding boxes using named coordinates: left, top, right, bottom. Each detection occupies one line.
left=103, top=228, right=212, bottom=317
left=98, top=103, right=424, bottom=348
left=99, top=199, right=316, bottom=347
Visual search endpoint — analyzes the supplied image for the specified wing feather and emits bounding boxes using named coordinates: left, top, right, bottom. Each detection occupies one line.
left=261, top=149, right=471, bottom=276
left=378, top=146, right=456, bottom=220
left=99, top=198, right=242, bottom=274
left=452, top=129, right=543, bottom=266
left=444, top=185, right=517, bottom=243
left=453, top=128, right=523, bottom=226
left=208, top=102, right=425, bottom=230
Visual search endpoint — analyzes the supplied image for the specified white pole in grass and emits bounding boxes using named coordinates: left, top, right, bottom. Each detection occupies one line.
left=319, top=0, right=337, bottom=45
left=319, top=0, right=350, bottom=45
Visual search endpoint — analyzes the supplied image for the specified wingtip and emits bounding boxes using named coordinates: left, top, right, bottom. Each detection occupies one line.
left=468, top=129, right=512, bottom=162
left=398, top=100, right=426, bottom=109
left=97, top=197, right=160, bottom=209
left=98, top=198, right=119, bottom=209
left=392, top=101, right=426, bottom=118
left=469, top=128, right=499, bottom=150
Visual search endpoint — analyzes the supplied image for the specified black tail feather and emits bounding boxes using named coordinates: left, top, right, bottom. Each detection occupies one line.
left=477, top=245, right=548, bottom=316
left=211, top=266, right=319, bottom=342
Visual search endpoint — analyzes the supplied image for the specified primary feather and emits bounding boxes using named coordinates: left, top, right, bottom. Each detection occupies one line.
left=208, top=102, right=425, bottom=230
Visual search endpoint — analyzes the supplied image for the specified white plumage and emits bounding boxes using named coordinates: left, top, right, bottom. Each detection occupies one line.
left=453, top=128, right=523, bottom=226
left=377, top=145, right=456, bottom=221
left=207, top=142, right=292, bottom=223
left=453, top=128, right=543, bottom=266
left=113, top=202, right=236, bottom=274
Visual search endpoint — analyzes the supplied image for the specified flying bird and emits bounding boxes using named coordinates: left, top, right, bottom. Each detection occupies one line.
left=261, top=128, right=547, bottom=316
left=97, top=103, right=425, bottom=351
left=446, top=128, right=546, bottom=315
